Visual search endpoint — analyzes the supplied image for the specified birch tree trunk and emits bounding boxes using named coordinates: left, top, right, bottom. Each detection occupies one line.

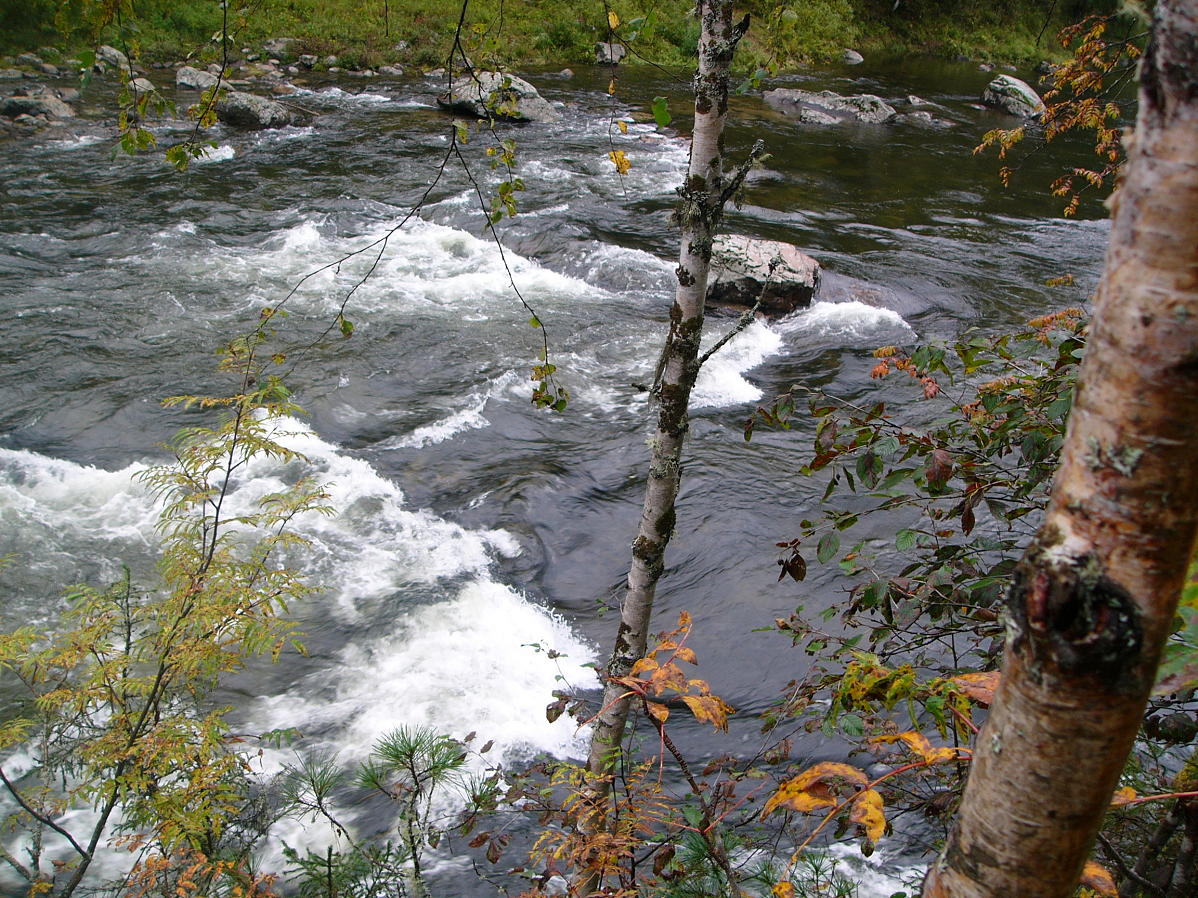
left=923, top=3, right=1198, bottom=896
left=576, top=0, right=749, bottom=875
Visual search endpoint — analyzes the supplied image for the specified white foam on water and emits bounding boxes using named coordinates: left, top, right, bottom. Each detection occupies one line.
left=691, top=319, right=783, bottom=408
left=825, top=843, right=925, bottom=897
left=0, top=448, right=157, bottom=579
left=293, top=85, right=393, bottom=105
left=779, top=300, right=916, bottom=345
left=47, top=133, right=105, bottom=149
left=194, top=143, right=235, bottom=163
left=256, top=578, right=595, bottom=768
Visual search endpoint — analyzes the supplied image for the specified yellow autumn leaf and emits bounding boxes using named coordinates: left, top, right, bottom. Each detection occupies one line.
left=771, top=883, right=795, bottom=898
left=763, top=762, right=869, bottom=817
left=645, top=701, right=669, bottom=724
left=617, top=120, right=628, bottom=134
left=681, top=693, right=733, bottom=732
left=608, top=10, right=620, bottom=29
left=629, top=656, right=658, bottom=677
left=674, top=646, right=697, bottom=664
left=607, top=78, right=618, bottom=96
left=1109, top=786, right=1138, bottom=807
left=609, top=149, right=632, bottom=175
left=872, top=731, right=960, bottom=764
left=849, top=788, right=886, bottom=843
left=1079, top=861, right=1117, bottom=897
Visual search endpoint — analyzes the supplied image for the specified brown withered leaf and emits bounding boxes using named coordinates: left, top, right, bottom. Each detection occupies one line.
left=949, top=670, right=1001, bottom=705
left=763, top=762, right=870, bottom=817
left=681, top=693, right=733, bottom=732
left=674, top=646, right=698, bottom=665
left=1079, top=861, right=1117, bottom=897
left=849, top=788, right=886, bottom=843
left=926, top=448, right=953, bottom=488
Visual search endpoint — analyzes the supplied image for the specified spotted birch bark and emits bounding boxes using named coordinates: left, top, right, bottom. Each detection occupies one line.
left=576, top=0, right=750, bottom=881
left=923, top=3, right=1198, bottom=896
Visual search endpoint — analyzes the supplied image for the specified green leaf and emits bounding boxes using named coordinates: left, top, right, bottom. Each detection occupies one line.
left=529, top=315, right=542, bottom=329
left=651, top=96, right=672, bottom=128
left=339, top=316, right=354, bottom=337
left=816, top=532, right=840, bottom=564
left=895, top=529, right=917, bottom=552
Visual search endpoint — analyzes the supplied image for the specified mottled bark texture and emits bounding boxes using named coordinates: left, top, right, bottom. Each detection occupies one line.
left=923, top=3, right=1198, bottom=897
left=576, top=1, right=746, bottom=890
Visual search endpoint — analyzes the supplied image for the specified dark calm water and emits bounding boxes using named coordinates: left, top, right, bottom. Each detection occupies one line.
left=0, top=58, right=1109, bottom=892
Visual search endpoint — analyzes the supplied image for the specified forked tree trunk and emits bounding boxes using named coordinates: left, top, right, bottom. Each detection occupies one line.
left=576, top=0, right=747, bottom=885
left=924, top=3, right=1198, bottom=896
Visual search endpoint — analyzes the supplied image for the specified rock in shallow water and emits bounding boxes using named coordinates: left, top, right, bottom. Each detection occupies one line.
left=981, top=75, right=1044, bottom=118
left=216, top=90, right=292, bottom=128
left=764, top=88, right=896, bottom=124
left=436, top=71, right=560, bottom=123
left=707, top=235, right=821, bottom=316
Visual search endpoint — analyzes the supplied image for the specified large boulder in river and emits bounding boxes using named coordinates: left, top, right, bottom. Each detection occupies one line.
left=436, top=71, right=560, bottom=123
left=764, top=88, right=896, bottom=124
left=707, top=235, right=821, bottom=316
left=0, top=89, right=75, bottom=120
left=981, top=74, right=1044, bottom=117
left=176, top=65, right=219, bottom=90
left=216, top=90, right=291, bottom=128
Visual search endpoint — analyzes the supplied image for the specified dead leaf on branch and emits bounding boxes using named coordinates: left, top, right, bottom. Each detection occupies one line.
left=680, top=694, right=733, bottom=732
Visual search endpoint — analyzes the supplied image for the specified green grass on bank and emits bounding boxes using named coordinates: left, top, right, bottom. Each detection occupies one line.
left=1, top=0, right=1126, bottom=70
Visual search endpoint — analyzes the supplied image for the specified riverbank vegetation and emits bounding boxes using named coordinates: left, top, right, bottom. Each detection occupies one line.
left=6, top=0, right=1126, bottom=70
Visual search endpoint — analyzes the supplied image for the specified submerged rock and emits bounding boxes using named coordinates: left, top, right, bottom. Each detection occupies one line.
left=981, top=75, right=1044, bottom=118
left=764, top=88, right=896, bottom=124
left=436, top=71, right=560, bottom=123
left=216, top=90, right=291, bottom=128
left=707, top=235, right=821, bottom=316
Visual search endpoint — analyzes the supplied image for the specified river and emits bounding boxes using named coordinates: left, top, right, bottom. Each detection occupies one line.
left=0, top=58, right=1110, bottom=894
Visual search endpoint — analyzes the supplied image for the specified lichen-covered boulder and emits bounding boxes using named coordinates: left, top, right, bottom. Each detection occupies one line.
left=764, top=88, right=896, bottom=124
left=436, top=71, right=560, bottom=123
left=981, top=75, right=1044, bottom=118
left=216, top=90, right=291, bottom=128
left=707, top=235, right=821, bottom=316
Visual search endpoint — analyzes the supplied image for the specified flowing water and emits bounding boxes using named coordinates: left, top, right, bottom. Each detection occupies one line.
left=0, top=58, right=1111, bottom=893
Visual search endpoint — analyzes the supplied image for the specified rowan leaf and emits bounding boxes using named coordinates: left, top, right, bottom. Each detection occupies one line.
left=949, top=670, right=1000, bottom=705
left=681, top=693, right=733, bottom=732
left=608, top=10, right=620, bottom=29
left=617, top=120, right=628, bottom=134
left=772, top=883, right=795, bottom=898
left=1079, top=861, right=1117, bottom=897
left=849, top=788, right=886, bottom=842
left=629, top=657, right=658, bottom=677
left=764, top=763, right=869, bottom=816
left=609, top=149, right=631, bottom=174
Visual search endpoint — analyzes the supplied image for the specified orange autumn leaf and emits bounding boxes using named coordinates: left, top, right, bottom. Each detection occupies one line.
left=949, top=670, right=1001, bottom=705
left=763, top=762, right=869, bottom=817
left=674, top=646, right=698, bottom=665
left=1109, top=786, right=1138, bottom=808
left=629, top=657, right=658, bottom=677
left=771, top=883, right=795, bottom=898
left=681, top=693, right=733, bottom=732
left=871, top=731, right=960, bottom=764
left=1080, top=861, right=1117, bottom=897
left=849, top=788, right=886, bottom=843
